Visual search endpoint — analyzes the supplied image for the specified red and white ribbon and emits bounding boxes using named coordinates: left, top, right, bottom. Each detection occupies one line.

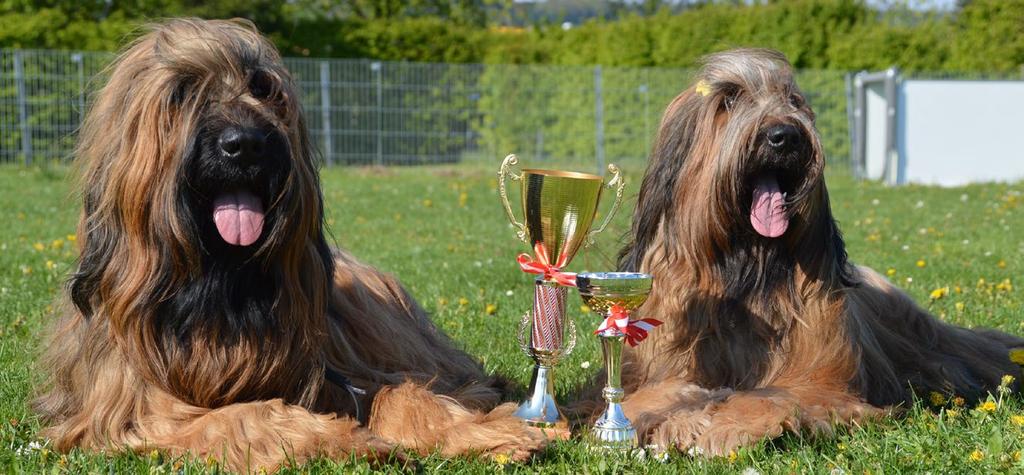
left=517, top=242, right=577, bottom=287
left=594, top=304, right=663, bottom=347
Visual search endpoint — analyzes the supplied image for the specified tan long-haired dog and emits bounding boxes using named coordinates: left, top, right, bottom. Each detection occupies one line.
left=34, top=19, right=548, bottom=471
left=605, top=48, right=1024, bottom=455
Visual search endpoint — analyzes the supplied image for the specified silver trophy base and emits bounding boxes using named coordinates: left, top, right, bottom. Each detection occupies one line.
left=514, top=363, right=566, bottom=428
left=590, top=401, right=638, bottom=450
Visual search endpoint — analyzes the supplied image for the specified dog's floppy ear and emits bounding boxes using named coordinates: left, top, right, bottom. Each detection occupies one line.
left=69, top=191, right=116, bottom=318
left=801, top=182, right=856, bottom=287
left=618, top=88, right=702, bottom=272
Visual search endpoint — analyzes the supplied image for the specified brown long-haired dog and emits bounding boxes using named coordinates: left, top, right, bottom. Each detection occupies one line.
left=34, top=19, right=548, bottom=471
left=607, top=48, right=1024, bottom=455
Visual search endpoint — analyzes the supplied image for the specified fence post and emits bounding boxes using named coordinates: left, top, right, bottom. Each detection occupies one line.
left=14, top=51, right=32, bottom=166
left=641, top=72, right=650, bottom=159
left=319, top=61, right=333, bottom=166
left=594, top=65, right=605, bottom=174
left=844, top=72, right=856, bottom=177
left=72, top=53, right=85, bottom=126
left=372, top=61, right=383, bottom=167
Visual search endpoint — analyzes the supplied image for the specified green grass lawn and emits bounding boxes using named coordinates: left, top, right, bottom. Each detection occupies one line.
left=2, top=162, right=1024, bottom=473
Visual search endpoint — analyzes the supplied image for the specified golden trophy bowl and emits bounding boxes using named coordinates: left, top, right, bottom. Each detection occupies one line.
left=498, top=154, right=625, bottom=428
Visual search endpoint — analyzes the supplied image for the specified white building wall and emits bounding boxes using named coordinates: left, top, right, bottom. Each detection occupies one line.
left=898, top=80, right=1024, bottom=186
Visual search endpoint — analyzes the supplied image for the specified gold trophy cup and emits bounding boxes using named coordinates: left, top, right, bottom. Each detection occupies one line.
left=498, top=154, right=624, bottom=428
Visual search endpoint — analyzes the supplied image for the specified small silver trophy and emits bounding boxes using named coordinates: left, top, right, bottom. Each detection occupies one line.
left=576, top=272, right=660, bottom=450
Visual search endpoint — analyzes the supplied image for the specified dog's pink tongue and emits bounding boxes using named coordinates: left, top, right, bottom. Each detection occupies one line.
left=213, top=191, right=264, bottom=246
left=750, top=175, right=788, bottom=238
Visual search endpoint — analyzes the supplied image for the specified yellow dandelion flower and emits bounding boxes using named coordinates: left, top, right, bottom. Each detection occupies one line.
left=954, top=285, right=962, bottom=293
left=32, top=242, right=44, bottom=252
left=970, top=449, right=984, bottom=462
left=422, top=199, right=433, bottom=208
left=51, top=239, right=64, bottom=250
left=458, top=297, right=469, bottom=306
left=977, top=400, right=997, bottom=413
left=978, top=278, right=987, bottom=287
left=953, top=396, right=966, bottom=407
left=494, top=453, right=510, bottom=466
left=485, top=303, right=498, bottom=315
left=886, top=268, right=897, bottom=277
left=837, top=443, right=846, bottom=451
left=1002, top=374, right=1015, bottom=387
left=66, top=234, right=76, bottom=242
left=997, top=279, right=1013, bottom=292
left=580, top=304, right=591, bottom=314
left=438, top=297, right=448, bottom=306
left=45, top=260, right=55, bottom=270
left=459, top=192, right=468, bottom=208
left=1011, top=415, right=1024, bottom=426
left=929, top=287, right=949, bottom=300
left=929, top=391, right=946, bottom=406
left=727, top=450, right=737, bottom=463
left=955, top=302, right=965, bottom=312
left=916, top=260, right=927, bottom=268
left=694, top=80, right=712, bottom=97
left=1014, top=451, right=1022, bottom=462
left=999, top=260, right=1008, bottom=268
left=1011, top=349, right=1024, bottom=365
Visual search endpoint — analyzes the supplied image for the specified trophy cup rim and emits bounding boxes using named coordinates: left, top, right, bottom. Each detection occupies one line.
left=576, top=272, right=653, bottom=298
left=521, top=168, right=604, bottom=181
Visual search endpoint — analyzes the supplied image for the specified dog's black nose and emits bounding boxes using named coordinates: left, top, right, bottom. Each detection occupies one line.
left=766, top=124, right=800, bottom=150
left=218, top=127, right=265, bottom=159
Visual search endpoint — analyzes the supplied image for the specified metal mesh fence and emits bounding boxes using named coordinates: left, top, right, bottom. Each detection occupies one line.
left=0, top=49, right=853, bottom=170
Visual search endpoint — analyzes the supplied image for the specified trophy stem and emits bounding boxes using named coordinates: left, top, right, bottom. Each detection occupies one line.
left=514, top=280, right=572, bottom=428
left=591, top=330, right=638, bottom=450
left=515, top=361, right=564, bottom=428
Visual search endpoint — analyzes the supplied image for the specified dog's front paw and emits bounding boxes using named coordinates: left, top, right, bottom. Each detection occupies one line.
left=436, top=402, right=554, bottom=462
left=649, top=409, right=712, bottom=453
left=691, top=398, right=795, bottom=456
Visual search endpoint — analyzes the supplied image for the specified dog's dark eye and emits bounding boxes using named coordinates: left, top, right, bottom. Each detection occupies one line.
left=171, top=80, right=191, bottom=106
left=790, top=94, right=804, bottom=108
left=719, top=84, right=740, bottom=110
left=248, top=70, right=274, bottom=100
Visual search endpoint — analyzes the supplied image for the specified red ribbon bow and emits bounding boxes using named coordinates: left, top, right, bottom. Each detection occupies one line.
left=517, top=243, right=577, bottom=287
left=594, top=304, right=663, bottom=347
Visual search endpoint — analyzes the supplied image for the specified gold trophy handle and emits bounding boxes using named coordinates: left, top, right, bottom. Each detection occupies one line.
left=586, top=163, right=625, bottom=246
left=498, top=154, right=528, bottom=243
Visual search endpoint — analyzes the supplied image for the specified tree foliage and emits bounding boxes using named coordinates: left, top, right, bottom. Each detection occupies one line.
left=1, top=0, right=1022, bottom=73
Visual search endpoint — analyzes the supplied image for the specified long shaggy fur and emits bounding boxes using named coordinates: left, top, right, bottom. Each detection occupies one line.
left=598, top=48, right=1024, bottom=455
left=35, top=19, right=549, bottom=471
